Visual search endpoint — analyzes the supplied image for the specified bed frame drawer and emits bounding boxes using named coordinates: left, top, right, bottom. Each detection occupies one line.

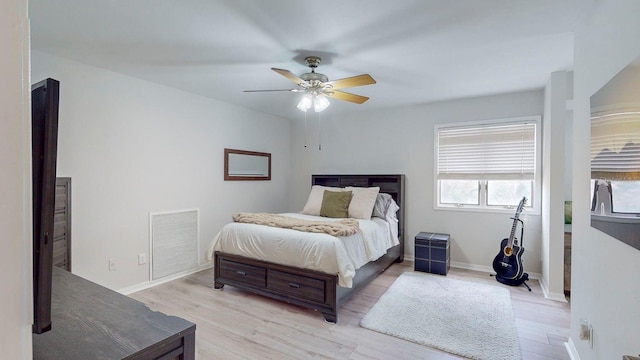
left=267, top=270, right=326, bottom=303
left=219, top=258, right=266, bottom=288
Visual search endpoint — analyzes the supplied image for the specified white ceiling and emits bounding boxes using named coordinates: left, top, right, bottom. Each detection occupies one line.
left=29, top=0, right=577, bottom=121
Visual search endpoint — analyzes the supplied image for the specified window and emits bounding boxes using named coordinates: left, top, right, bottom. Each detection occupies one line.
left=435, top=116, right=541, bottom=212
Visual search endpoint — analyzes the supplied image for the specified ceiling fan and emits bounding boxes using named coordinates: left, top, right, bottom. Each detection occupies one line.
left=244, top=56, right=376, bottom=112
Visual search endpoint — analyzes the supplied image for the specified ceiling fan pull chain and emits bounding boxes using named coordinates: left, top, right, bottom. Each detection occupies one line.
left=304, top=111, right=308, bottom=148
left=318, top=112, right=322, bottom=151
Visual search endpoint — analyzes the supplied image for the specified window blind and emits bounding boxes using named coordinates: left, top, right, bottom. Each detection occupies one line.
left=437, top=121, right=537, bottom=180
left=590, top=112, right=640, bottom=180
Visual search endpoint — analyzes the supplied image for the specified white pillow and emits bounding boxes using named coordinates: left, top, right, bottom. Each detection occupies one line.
left=301, top=185, right=345, bottom=215
left=385, top=198, right=400, bottom=221
left=385, top=199, right=400, bottom=241
left=345, top=186, right=380, bottom=219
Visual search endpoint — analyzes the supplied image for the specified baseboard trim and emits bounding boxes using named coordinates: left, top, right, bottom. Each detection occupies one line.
left=565, top=338, right=580, bottom=360
left=449, top=261, right=495, bottom=276
left=403, top=257, right=544, bottom=280
left=449, top=260, right=542, bottom=280
left=118, top=263, right=213, bottom=295
left=539, top=275, right=568, bottom=303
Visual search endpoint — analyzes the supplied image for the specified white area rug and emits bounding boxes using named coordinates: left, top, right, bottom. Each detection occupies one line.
left=360, top=272, right=521, bottom=360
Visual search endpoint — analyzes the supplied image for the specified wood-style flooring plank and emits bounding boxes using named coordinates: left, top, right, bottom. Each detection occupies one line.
left=130, top=263, right=570, bottom=360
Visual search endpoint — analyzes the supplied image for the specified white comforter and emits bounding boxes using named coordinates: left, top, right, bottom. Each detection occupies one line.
left=206, top=213, right=399, bottom=287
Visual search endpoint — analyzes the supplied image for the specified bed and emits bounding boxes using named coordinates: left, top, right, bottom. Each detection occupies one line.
left=209, top=174, right=405, bottom=323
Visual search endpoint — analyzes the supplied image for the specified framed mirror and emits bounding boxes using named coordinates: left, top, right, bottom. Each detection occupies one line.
left=590, top=56, right=640, bottom=251
left=224, top=148, right=271, bottom=181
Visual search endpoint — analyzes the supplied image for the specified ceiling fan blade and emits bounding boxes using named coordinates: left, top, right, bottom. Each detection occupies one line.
left=326, top=90, right=369, bottom=104
left=243, top=89, right=299, bottom=92
left=327, top=74, right=376, bottom=90
left=271, top=68, right=305, bottom=85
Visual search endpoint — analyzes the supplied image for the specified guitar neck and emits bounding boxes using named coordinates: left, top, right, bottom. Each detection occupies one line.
left=505, top=197, right=527, bottom=248
left=506, top=217, right=518, bottom=246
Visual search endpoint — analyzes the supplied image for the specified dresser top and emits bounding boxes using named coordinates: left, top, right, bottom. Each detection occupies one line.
left=33, top=267, right=195, bottom=359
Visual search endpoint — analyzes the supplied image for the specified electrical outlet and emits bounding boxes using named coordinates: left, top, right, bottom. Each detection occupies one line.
left=138, top=253, right=146, bottom=265
left=108, top=259, right=117, bottom=271
left=580, top=318, right=594, bottom=349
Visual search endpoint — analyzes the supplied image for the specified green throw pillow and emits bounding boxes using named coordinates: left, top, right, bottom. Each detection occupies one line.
left=320, top=190, right=353, bottom=218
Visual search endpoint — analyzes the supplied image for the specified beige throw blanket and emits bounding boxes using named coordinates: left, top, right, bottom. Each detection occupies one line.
left=232, top=213, right=360, bottom=236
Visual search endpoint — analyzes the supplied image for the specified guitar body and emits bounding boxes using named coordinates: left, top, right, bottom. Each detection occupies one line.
left=492, top=238, right=525, bottom=280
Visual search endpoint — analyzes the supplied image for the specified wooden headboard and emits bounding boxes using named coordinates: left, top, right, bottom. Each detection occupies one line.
left=311, top=174, right=405, bottom=262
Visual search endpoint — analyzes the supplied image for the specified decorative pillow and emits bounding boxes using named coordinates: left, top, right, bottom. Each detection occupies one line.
left=345, top=186, right=380, bottom=219
left=302, top=185, right=344, bottom=215
left=372, top=193, right=393, bottom=218
left=320, top=190, right=353, bottom=218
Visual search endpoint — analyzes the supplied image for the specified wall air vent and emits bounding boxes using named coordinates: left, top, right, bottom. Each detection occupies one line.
left=150, top=209, right=199, bottom=281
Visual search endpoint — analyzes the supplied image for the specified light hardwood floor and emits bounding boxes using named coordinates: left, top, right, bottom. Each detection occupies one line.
left=130, top=263, right=570, bottom=360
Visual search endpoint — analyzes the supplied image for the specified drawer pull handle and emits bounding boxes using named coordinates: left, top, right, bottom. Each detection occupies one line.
left=288, top=282, right=300, bottom=289
left=236, top=271, right=246, bottom=276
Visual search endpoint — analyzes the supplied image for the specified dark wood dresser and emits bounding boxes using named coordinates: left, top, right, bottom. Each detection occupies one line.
left=33, top=267, right=196, bottom=360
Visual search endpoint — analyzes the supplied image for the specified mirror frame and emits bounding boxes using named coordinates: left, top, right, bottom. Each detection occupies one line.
left=224, top=148, right=271, bottom=181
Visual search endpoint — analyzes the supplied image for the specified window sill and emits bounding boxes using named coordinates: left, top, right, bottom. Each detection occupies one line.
left=434, top=205, right=540, bottom=216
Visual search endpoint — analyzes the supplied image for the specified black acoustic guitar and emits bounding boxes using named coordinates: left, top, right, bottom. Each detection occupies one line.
left=492, top=196, right=527, bottom=280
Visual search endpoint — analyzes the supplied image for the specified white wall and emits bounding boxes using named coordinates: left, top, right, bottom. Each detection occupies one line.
left=31, top=51, right=292, bottom=291
left=290, top=91, right=545, bottom=274
left=541, top=71, right=571, bottom=301
left=0, top=0, right=32, bottom=358
left=570, top=0, right=640, bottom=358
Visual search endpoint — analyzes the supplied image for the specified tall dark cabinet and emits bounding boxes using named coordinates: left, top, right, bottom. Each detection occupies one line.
left=31, top=78, right=60, bottom=334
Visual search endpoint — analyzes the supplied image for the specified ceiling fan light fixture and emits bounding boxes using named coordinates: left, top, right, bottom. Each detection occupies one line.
left=313, top=95, right=330, bottom=112
left=297, top=93, right=313, bottom=112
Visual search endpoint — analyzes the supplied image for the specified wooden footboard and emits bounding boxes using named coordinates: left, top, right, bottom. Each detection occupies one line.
left=214, top=244, right=400, bottom=323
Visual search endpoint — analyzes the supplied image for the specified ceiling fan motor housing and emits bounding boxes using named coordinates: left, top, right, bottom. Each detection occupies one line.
left=300, top=72, right=328, bottom=83
left=301, top=56, right=328, bottom=83
left=304, top=56, right=321, bottom=68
